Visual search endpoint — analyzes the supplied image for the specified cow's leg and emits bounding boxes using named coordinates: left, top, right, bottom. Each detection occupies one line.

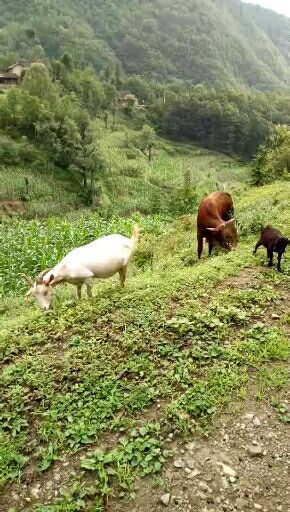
left=253, top=240, right=262, bottom=255
left=119, top=266, right=127, bottom=288
left=208, top=240, right=214, bottom=256
left=77, top=284, right=82, bottom=299
left=267, top=249, right=273, bottom=267
left=197, top=235, right=203, bottom=259
left=277, top=252, right=282, bottom=272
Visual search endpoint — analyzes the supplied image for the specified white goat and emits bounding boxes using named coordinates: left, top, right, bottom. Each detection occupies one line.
left=24, top=225, right=139, bottom=310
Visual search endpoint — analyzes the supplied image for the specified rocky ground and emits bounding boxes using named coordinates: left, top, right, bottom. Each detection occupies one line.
left=110, top=397, right=290, bottom=512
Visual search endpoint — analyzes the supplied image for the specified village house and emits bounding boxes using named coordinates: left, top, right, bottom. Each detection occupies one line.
left=0, top=60, right=35, bottom=91
left=117, top=91, right=139, bottom=108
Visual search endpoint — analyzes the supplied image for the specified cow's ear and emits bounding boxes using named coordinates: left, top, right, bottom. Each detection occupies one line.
left=226, top=219, right=236, bottom=226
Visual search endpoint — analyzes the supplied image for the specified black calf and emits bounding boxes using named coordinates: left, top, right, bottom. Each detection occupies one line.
left=253, top=225, right=289, bottom=272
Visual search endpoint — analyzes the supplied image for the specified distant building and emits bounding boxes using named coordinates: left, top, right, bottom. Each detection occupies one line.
left=7, top=60, right=33, bottom=78
left=0, top=60, right=38, bottom=91
left=117, top=91, right=139, bottom=108
left=0, top=72, right=19, bottom=90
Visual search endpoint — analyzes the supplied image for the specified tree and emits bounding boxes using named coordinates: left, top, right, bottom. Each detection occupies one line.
left=127, top=124, right=156, bottom=162
left=251, top=125, right=290, bottom=185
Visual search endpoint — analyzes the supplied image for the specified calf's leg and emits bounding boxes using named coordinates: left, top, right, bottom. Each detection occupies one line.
left=253, top=239, right=262, bottom=255
left=277, top=252, right=282, bottom=272
left=267, top=249, right=274, bottom=267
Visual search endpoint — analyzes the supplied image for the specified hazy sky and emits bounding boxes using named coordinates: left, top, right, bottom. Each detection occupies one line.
left=243, top=0, right=290, bottom=17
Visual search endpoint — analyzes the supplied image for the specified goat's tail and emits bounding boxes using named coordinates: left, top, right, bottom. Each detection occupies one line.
left=131, top=224, right=139, bottom=249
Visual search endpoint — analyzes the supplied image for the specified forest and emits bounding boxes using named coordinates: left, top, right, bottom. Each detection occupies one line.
left=1, top=0, right=290, bottom=90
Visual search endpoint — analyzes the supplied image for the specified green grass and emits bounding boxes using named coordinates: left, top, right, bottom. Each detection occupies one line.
left=0, top=122, right=249, bottom=221
left=0, top=181, right=289, bottom=510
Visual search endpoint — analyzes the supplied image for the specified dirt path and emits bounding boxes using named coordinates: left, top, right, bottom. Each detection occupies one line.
left=110, top=396, right=290, bottom=512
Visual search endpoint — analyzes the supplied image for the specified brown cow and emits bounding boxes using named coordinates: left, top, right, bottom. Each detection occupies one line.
left=253, top=225, right=289, bottom=272
left=197, top=191, right=237, bottom=258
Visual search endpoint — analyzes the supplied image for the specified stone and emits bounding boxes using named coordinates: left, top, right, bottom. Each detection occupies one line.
left=199, top=482, right=211, bottom=492
left=185, top=467, right=192, bottom=474
left=236, top=497, right=248, bottom=509
left=54, top=472, right=61, bottom=482
left=254, top=504, right=262, bottom=510
left=31, top=486, right=40, bottom=499
left=217, top=462, right=237, bottom=478
left=186, top=442, right=196, bottom=452
left=160, top=493, right=171, bottom=506
left=196, top=491, right=207, bottom=500
left=253, top=417, right=261, bottom=427
left=186, top=458, right=195, bottom=469
left=174, top=459, right=185, bottom=468
left=247, top=444, right=263, bottom=457
left=168, top=433, right=174, bottom=439
left=229, top=476, right=236, bottom=483
left=244, top=413, right=254, bottom=420
left=221, top=476, right=230, bottom=490
left=188, top=469, right=201, bottom=479
left=271, top=313, right=280, bottom=319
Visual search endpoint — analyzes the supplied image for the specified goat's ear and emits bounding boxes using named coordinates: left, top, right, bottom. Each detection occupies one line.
left=44, top=273, right=55, bottom=286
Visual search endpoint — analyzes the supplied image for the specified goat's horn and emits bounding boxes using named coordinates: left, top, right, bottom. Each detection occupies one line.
left=21, top=273, right=34, bottom=286
left=36, top=268, right=51, bottom=284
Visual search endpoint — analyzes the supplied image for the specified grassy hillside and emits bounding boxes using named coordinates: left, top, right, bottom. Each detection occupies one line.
left=0, top=181, right=289, bottom=510
left=0, top=130, right=248, bottom=221
left=1, top=0, right=290, bottom=90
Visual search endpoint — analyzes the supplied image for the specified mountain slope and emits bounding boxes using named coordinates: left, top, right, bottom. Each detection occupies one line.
left=1, top=0, right=290, bottom=90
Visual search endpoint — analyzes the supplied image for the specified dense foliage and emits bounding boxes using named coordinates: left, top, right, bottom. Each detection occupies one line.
left=1, top=0, right=290, bottom=90
left=251, top=125, right=290, bottom=185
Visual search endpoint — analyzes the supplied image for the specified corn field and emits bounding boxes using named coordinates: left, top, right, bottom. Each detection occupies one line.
left=0, top=214, right=167, bottom=296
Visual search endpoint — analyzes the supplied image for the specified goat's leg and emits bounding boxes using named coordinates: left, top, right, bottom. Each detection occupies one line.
left=86, top=283, right=93, bottom=299
left=267, top=249, right=274, bottom=267
left=197, top=235, right=203, bottom=259
left=119, top=266, right=127, bottom=288
left=77, top=284, right=82, bottom=299
left=277, top=252, right=282, bottom=272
